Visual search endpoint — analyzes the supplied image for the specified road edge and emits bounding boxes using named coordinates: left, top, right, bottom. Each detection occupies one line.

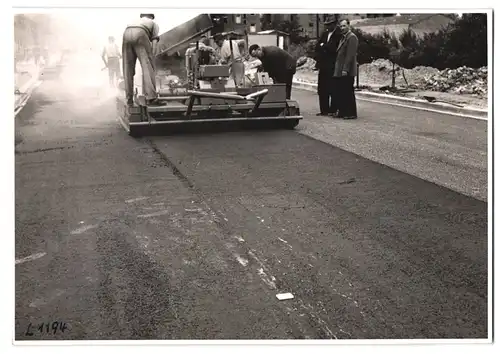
left=292, top=80, right=488, bottom=121
left=14, top=68, right=42, bottom=118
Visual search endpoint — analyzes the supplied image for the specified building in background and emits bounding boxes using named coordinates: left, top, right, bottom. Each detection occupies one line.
left=209, top=14, right=261, bottom=34
left=208, top=13, right=454, bottom=40
left=267, top=14, right=366, bottom=39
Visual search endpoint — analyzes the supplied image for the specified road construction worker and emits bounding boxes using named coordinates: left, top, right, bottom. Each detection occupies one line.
left=122, top=13, right=161, bottom=106
left=200, top=37, right=218, bottom=65
left=213, top=33, right=245, bottom=86
left=101, top=36, right=122, bottom=87
left=213, top=33, right=243, bottom=65
left=248, top=44, right=296, bottom=99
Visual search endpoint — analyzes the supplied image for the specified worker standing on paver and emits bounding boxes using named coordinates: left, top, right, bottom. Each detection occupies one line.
left=122, top=13, right=161, bottom=106
left=248, top=44, right=296, bottom=99
left=213, top=33, right=245, bottom=86
left=101, top=36, right=122, bottom=87
left=213, top=33, right=243, bottom=65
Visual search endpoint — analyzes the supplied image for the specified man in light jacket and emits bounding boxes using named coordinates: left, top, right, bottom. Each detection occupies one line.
left=122, top=13, right=161, bottom=106
left=333, top=19, right=358, bottom=119
left=213, top=33, right=245, bottom=87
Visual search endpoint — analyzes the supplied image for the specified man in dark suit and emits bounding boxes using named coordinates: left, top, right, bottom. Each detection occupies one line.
left=333, top=18, right=359, bottom=119
left=248, top=44, right=296, bottom=99
left=314, top=16, right=342, bottom=116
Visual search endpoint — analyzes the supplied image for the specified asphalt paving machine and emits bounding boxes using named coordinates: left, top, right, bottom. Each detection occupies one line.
left=116, top=14, right=302, bottom=137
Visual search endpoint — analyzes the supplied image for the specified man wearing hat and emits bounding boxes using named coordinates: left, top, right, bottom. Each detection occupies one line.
left=101, top=36, right=122, bottom=87
left=314, top=15, right=342, bottom=116
left=122, top=13, right=161, bottom=106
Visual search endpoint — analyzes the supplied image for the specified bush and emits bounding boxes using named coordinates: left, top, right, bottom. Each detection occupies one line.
left=351, top=28, right=393, bottom=64
left=442, top=13, right=487, bottom=68
left=261, top=15, right=309, bottom=45
left=318, top=14, right=488, bottom=70
left=288, top=43, right=306, bottom=60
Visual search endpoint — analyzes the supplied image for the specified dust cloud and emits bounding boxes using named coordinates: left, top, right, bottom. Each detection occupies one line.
left=15, top=10, right=201, bottom=115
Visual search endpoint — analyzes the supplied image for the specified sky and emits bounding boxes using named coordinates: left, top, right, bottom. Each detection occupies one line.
left=84, top=9, right=202, bottom=41
left=26, top=9, right=204, bottom=50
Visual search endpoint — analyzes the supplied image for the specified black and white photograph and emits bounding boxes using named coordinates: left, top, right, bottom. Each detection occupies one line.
left=7, top=0, right=494, bottom=351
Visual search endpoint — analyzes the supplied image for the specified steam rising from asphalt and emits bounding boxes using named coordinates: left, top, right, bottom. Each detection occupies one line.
left=55, top=46, right=120, bottom=113
left=16, top=11, right=201, bottom=115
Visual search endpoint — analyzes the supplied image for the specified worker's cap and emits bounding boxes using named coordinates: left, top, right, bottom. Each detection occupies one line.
left=140, top=13, right=155, bottom=19
left=323, top=15, right=338, bottom=25
left=213, top=33, right=224, bottom=40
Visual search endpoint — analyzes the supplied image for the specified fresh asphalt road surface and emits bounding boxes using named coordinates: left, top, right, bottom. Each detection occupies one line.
left=291, top=89, right=488, bottom=202
left=15, top=62, right=488, bottom=340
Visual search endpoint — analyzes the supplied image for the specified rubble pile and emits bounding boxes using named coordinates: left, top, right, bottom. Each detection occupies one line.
left=296, top=56, right=317, bottom=71
left=294, top=56, right=488, bottom=97
left=422, top=66, right=488, bottom=96
left=365, top=58, right=397, bottom=71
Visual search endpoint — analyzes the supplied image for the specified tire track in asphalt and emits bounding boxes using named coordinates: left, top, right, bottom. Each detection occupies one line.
left=145, top=138, right=340, bottom=339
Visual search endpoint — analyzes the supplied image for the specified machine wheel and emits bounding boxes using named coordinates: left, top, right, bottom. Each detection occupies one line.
left=286, top=119, right=300, bottom=130
left=129, top=130, right=141, bottom=138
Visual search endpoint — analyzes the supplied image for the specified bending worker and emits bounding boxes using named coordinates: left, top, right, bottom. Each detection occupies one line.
left=122, top=13, right=161, bottom=106
left=248, top=44, right=296, bottom=99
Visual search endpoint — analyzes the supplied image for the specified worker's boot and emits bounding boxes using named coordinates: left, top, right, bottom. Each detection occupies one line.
left=146, top=98, right=165, bottom=106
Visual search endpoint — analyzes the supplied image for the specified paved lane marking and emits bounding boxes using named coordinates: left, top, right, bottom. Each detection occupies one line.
left=14, top=80, right=42, bottom=117
left=233, top=235, right=245, bottom=243
left=15, top=252, right=46, bottom=265
left=125, top=196, right=149, bottom=203
left=277, top=237, right=293, bottom=249
left=248, top=250, right=277, bottom=289
left=71, top=224, right=99, bottom=235
left=137, top=210, right=170, bottom=218
left=258, top=268, right=277, bottom=289
left=29, top=289, right=66, bottom=308
left=298, top=300, right=338, bottom=339
left=235, top=254, right=249, bottom=267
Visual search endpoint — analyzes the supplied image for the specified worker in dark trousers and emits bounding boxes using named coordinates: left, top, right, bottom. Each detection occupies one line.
left=334, top=19, right=358, bottom=119
left=314, top=16, right=342, bottom=116
left=122, top=13, right=161, bottom=106
left=248, top=44, right=296, bottom=99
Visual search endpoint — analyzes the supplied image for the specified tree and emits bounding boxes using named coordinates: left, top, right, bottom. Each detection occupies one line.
left=442, top=13, right=487, bottom=68
left=397, top=28, right=422, bottom=68
left=260, top=14, right=273, bottom=30
left=260, top=14, right=308, bottom=44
